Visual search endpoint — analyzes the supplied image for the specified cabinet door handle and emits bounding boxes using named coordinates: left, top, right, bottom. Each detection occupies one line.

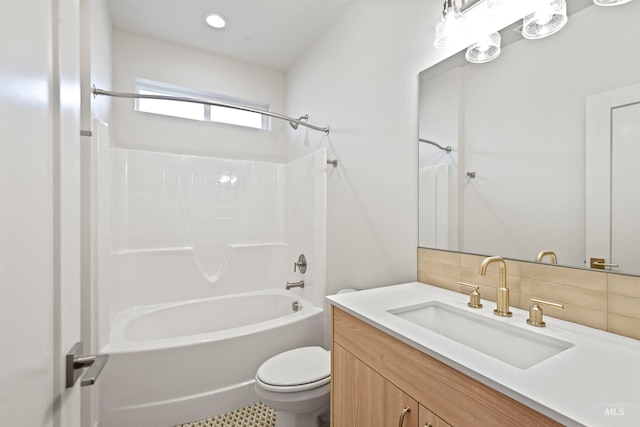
left=398, top=406, right=411, bottom=427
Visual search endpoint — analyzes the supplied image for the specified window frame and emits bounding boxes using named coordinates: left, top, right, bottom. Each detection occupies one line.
left=134, top=78, right=271, bottom=131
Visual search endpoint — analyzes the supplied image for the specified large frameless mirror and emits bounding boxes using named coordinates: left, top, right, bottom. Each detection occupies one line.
left=418, top=0, right=640, bottom=275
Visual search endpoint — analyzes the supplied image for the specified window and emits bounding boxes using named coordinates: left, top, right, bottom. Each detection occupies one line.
left=135, top=79, right=270, bottom=130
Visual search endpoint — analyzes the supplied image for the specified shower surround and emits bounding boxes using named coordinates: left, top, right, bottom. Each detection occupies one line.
left=91, top=120, right=327, bottom=425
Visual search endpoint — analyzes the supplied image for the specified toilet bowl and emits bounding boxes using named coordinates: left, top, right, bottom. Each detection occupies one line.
left=255, top=346, right=330, bottom=427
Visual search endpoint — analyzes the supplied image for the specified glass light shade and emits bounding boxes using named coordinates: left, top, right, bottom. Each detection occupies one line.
left=465, top=32, right=501, bottom=63
left=434, top=1, right=468, bottom=48
left=593, top=0, right=632, bottom=5
left=522, top=0, right=567, bottom=39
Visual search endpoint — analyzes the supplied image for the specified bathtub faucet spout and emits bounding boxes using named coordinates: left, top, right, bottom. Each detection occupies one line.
left=286, top=280, right=305, bottom=290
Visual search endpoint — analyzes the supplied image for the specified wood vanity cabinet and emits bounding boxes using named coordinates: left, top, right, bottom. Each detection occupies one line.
left=330, top=307, right=562, bottom=427
left=332, top=344, right=419, bottom=426
left=419, top=405, right=451, bottom=427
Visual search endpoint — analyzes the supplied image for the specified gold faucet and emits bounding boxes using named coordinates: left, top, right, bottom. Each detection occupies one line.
left=535, top=250, right=557, bottom=264
left=479, top=256, right=512, bottom=317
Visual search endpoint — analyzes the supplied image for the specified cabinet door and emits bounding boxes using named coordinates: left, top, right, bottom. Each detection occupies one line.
left=333, top=344, right=418, bottom=427
left=419, top=404, right=451, bottom=427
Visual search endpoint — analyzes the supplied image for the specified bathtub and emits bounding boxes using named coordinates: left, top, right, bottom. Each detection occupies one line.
left=97, top=289, right=324, bottom=427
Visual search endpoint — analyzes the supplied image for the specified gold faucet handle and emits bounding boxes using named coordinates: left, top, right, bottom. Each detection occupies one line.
left=527, top=298, right=564, bottom=327
left=457, top=281, right=483, bottom=309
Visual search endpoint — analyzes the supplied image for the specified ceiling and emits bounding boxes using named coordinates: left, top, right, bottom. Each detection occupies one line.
left=106, top=0, right=360, bottom=71
left=107, top=1, right=593, bottom=73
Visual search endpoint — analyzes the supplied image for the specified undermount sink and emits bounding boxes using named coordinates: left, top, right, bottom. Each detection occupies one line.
left=388, top=301, right=573, bottom=369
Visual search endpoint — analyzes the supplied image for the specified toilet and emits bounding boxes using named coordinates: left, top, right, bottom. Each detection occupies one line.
left=255, top=346, right=330, bottom=427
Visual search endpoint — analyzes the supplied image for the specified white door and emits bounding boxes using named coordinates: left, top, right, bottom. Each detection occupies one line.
left=611, top=103, right=640, bottom=275
left=586, top=83, right=640, bottom=274
left=0, top=1, right=83, bottom=426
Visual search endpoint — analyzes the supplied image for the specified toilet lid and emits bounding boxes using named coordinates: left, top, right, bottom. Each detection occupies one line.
left=257, top=346, right=330, bottom=390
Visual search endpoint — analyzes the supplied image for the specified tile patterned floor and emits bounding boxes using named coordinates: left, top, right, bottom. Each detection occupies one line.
left=175, top=402, right=276, bottom=427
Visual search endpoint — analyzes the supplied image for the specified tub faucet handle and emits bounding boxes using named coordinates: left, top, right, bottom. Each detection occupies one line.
left=294, top=254, right=307, bottom=274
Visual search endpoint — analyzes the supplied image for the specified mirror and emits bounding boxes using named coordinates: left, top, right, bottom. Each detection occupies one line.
left=418, top=1, right=640, bottom=275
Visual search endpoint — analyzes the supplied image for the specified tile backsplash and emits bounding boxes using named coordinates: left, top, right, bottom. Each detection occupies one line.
left=418, top=248, right=640, bottom=340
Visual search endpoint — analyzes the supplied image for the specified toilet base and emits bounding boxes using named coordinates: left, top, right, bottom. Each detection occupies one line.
left=255, top=346, right=331, bottom=427
left=275, top=404, right=329, bottom=427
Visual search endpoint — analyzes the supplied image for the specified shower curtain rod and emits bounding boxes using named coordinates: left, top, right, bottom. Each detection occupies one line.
left=419, top=138, right=452, bottom=153
left=92, top=86, right=330, bottom=135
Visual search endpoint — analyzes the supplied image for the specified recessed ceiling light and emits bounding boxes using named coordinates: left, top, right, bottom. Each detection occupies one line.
left=205, top=14, right=226, bottom=29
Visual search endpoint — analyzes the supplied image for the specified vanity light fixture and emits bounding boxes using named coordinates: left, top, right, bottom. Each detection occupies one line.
left=433, top=0, right=511, bottom=64
left=465, top=31, right=501, bottom=63
left=434, top=0, right=468, bottom=48
left=205, top=13, right=227, bottom=29
left=464, top=0, right=502, bottom=63
left=593, top=0, right=632, bottom=5
left=434, top=0, right=570, bottom=62
left=521, top=0, right=568, bottom=39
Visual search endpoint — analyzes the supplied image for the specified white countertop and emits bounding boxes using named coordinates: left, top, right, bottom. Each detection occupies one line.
left=327, top=282, right=640, bottom=427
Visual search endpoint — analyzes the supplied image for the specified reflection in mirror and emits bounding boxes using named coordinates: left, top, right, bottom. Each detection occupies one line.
left=418, top=1, right=640, bottom=275
left=536, top=250, right=558, bottom=265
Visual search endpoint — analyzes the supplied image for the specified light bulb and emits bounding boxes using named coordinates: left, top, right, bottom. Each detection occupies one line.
left=465, top=32, right=501, bottom=63
left=522, top=0, right=567, bottom=39
left=534, top=7, right=554, bottom=26
left=434, top=0, right=467, bottom=49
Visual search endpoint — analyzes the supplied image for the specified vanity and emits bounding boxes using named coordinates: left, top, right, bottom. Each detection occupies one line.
left=327, top=282, right=640, bottom=426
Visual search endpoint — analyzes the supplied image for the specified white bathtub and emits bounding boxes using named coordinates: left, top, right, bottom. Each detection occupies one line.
left=97, top=289, right=324, bottom=427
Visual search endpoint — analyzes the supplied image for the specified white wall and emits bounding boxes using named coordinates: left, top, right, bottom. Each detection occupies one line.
left=86, top=0, right=112, bottom=124
left=284, top=150, right=328, bottom=307
left=285, top=1, right=443, bottom=293
left=111, top=31, right=287, bottom=162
